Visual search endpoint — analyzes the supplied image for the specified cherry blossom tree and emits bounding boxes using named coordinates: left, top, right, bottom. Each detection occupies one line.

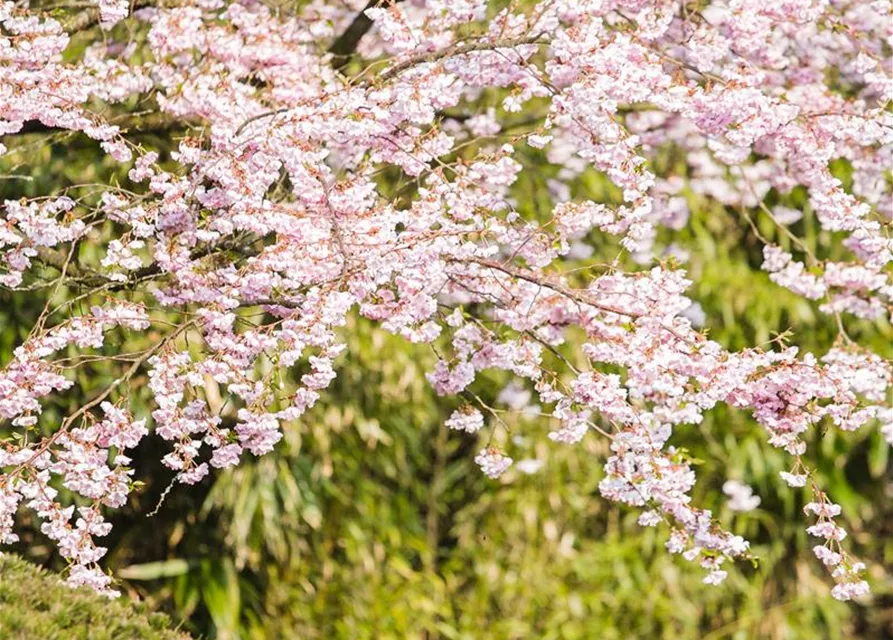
left=1, top=0, right=890, bottom=601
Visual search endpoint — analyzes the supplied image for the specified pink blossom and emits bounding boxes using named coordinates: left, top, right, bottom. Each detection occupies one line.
left=445, top=406, right=484, bottom=434
left=474, top=448, right=513, bottom=479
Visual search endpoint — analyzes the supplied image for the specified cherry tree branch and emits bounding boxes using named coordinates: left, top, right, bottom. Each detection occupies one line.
left=466, top=257, right=641, bottom=318
left=328, top=0, right=404, bottom=69
left=376, top=34, right=548, bottom=82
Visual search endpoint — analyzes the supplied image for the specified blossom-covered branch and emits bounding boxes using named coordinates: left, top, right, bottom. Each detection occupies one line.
left=1, top=0, right=890, bottom=600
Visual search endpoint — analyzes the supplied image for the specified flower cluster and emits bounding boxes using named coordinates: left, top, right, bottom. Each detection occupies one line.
left=805, top=491, right=870, bottom=601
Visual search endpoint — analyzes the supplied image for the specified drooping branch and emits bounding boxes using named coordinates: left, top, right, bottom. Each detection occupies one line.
left=1, top=0, right=889, bottom=606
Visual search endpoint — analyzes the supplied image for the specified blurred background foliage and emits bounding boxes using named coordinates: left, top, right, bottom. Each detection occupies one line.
left=1, top=30, right=892, bottom=640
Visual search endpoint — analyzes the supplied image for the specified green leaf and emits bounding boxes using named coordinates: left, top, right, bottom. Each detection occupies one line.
left=119, top=559, right=191, bottom=580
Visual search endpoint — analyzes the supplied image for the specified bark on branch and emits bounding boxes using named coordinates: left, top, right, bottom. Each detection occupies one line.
left=327, top=0, right=404, bottom=69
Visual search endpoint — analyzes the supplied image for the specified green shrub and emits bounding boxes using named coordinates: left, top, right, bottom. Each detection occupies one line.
left=0, top=554, right=189, bottom=640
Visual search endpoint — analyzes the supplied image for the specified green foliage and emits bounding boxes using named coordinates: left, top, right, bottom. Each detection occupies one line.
left=0, top=553, right=188, bottom=639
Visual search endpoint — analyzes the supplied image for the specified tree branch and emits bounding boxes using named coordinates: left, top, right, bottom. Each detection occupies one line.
left=327, top=0, right=403, bottom=69
left=32, top=234, right=261, bottom=293
left=60, top=0, right=180, bottom=33
left=7, top=111, right=201, bottom=139
left=465, top=257, right=641, bottom=318
left=378, top=34, right=547, bottom=82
